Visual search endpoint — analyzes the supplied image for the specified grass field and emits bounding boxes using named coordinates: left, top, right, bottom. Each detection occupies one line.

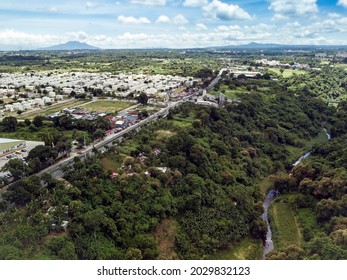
left=210, top=237, right=263, bottom=260
left=80, top=100, right=134, bottom=113
left=269, top=199, right=301, bottom=250
left=156, top=130, right=176, bottom=140
left=101, top=153, right=124, bottom=171
left=269, top=68, right=307, bottom=78
left=334, top=63, right=347, bottom=70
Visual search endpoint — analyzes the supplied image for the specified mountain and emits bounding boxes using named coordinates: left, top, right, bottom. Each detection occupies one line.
left=40, top=41, right=99, bottom=51
left=211, top=42, right=347, bottom=50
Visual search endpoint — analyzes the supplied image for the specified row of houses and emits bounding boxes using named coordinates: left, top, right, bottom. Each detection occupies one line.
left=255, top=59, right=310, bottom=69
left=3, top=96, right=63, bottom=112
left=0, top=72, right=196, bottom=99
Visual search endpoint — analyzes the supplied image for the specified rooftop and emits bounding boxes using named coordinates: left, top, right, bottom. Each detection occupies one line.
left=0, top=138, right=23, bottom=143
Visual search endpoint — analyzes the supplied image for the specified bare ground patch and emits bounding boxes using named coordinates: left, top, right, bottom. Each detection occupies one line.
left=153, top=218, right=179, bottom=260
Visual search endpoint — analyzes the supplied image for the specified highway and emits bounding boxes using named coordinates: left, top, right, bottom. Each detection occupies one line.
left=3, top=71, right=222, bottom=182
left=46, top=99, right=187, bottom=178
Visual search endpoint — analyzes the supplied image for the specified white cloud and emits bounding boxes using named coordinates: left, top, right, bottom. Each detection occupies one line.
left=66, top=31, right=89, bottom=41
left=183, top=0, right=208, bottom=7
left=86, top=1, right=98, bottom=9
left=203, top=0, right=251, bottom=21
left=338, top=0, right=347, bottom=9
left=48, top=7, right=58, bottom=13
left=130, top=0, right=166, bottom=6
left=156, top=15, right=171, bottom=24
left=0, top=29, right=58, bottom=47
left=269, top=0, right=318, bottom=19
left=328, top=13, right=342, bottom=18
left=173, top=14, right=189, bottom=25
left=196, top=23, right=208, bottom=31
left=117, top=15, right=151, bottom=24
left=215, top=25, right=241, bottom=32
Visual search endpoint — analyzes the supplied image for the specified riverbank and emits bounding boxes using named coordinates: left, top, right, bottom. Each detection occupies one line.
left=261, top=128, right=331, bottom=259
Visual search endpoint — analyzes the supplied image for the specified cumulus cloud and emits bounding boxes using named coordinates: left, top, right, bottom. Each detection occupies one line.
left=0, top=29, right=58, bottom=47
left=215, top=25, right=241, bottom=32
left=48, top=7, right=58, bottom=13
left=338, top=0, right=347, bottom=9
left=86, top=1, right=98, bottom=9
left=203, top=0, right=251, bottom=21
left=269, top=0, right=318, bottom=19
left=130, top=0, right=166, bottom=6
left=196, top=23, right=208, bottom=30
left=117, top=15, right=151, bottom=24
left=66, top=31, right=89, bottom=41
left=156, top=15, right=171, bottom=24
left=328, top=13, right=341, bottom=18
left=183, top=0, right=208, bottom=7
left=173, top=14, right=189, bottom=25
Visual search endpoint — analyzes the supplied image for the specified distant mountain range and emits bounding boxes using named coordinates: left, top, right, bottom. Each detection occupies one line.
left=211, top=42, right=347, bottom=50
left=22, top=41, right=347, bottom=52
left=40, top=41, right=99, bottom=51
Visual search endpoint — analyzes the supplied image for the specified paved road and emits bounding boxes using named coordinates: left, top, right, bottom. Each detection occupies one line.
left=3, top=71, right=221, bottom=183
left=45, top=71, right=224, bottom=178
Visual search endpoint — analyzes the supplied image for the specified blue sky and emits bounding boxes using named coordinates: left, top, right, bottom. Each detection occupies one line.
left=1, top=0, right=347, bottom=49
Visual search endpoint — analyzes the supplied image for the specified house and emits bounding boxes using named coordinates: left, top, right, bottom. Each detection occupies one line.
left=115, top=120, right=125, bottom=128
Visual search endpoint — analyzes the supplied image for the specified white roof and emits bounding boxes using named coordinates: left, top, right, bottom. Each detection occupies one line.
left=0, top=138, right=24, bottom=143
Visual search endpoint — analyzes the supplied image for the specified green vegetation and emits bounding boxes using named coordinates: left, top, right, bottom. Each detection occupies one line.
left=282, top=66, right=347, bottom=101
left=268, top=68, right=307, bottom=78
left=267, top=101, right=347, bottom=259
left=80, top=100, right=134, bottom=113
left=1, top=50, right=347, bottom=260
left=269, top=198, right=301, bottom=250
left=210, top=238, right=263, bottom=260
left=1, top=79, right=333, bottom=259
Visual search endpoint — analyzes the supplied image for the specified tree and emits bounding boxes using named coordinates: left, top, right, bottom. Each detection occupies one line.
left=138, top=92, right=148, bottom=105
left=93, top=129, right=106, bottom=140
left=2, top=116, right=18, bottom=132
left=27, top=145, right=58, bottom=164
left=1, top=158, right=30, bottom=180
left=33, top=116, right=45, bottom=127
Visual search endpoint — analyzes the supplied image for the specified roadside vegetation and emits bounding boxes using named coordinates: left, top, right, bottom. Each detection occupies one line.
left=0, top=74, right=335, bottom=259
left=1, top=50, right=347, bottom=260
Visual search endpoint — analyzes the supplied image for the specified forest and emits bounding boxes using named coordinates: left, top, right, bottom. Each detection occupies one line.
left=1, top=71, right=342, bottom=259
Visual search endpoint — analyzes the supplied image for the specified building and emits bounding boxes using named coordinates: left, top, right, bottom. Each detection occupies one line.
left=0, top=138, right=26, bottom=156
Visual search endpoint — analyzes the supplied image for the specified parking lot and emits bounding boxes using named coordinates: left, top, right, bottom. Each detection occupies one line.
left=0, top=140, right=44, bottom=178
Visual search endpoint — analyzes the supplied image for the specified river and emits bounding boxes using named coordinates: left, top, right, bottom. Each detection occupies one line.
left=261, top=128, right=331, bottom=259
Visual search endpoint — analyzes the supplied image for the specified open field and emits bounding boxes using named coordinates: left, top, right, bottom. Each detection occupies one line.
left=210, top=237, right=263, bottom=260
left=156, top=130, right=176, bottom=140
left=269, top=68, right=307, bottom=78
left=334, top=63, right=347, bottom=70
left=101, top=153, right=124, bottom=171
left=269, top=199, right=301, bottom=250
left=79, top=100, right=134, bottom=113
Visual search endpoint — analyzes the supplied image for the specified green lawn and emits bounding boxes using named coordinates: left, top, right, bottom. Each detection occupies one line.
left=80, top=100, right=134, bottom=113
left=269, top=199, right=301, bottom=250
left=269, top=68, right=307, bottom=78
left=210, top=237, right=263, bottom=260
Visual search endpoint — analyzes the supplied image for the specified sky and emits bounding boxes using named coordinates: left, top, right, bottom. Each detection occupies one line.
left=1, top=0, right=347, bottom=50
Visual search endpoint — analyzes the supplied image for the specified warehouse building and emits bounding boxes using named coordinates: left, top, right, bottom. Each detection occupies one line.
left=0, top=138, right=26, bottom=156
